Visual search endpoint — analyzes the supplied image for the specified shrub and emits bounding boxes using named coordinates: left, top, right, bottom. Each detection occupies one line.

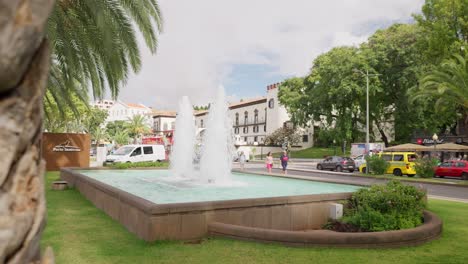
left=414, top=157, right=439, bottom=178
left=364, top=155, right=389, bottom=175
left=106, top=161, right=169, bottom=169
left=342, top=180, right=426, bottom=231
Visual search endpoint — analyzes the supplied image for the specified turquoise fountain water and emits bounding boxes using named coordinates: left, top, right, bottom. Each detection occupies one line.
left=76, top=169, right=360, bottom=204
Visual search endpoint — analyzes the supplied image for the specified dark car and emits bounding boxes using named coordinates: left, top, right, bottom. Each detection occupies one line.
left=317, top=156, right=355, bottom=172
left=435, top=160, right=468, bottom=180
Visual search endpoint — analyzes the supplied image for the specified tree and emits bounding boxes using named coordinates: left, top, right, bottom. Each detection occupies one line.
left=415, top=0, right=468, bottom=64
left=265, top=127, right=301, bottom=147
left=106, top=121, right=128, bottom=138
left=113, top=130, right=130, bottom=146
left=0, top=0, right=163, bottom=262
left=411, top=53, right=468, bottom=129
left=126, top=115, right=151, bottom=143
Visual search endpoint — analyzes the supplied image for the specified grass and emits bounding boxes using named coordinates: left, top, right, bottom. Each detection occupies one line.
left=42, top=171, right=468, bottom=264
left=105, top=161, right=169, bottom=169
left=351, top=172, right=468, bottom=186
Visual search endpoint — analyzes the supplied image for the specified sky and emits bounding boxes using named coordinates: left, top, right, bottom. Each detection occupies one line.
left=116, top=0, right=425, bottom=109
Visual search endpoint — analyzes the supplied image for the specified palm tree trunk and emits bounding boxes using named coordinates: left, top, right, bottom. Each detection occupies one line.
left=0, top=1, right=55, bottom=263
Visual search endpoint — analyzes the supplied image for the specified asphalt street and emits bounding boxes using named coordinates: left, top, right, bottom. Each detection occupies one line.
left=236, top=162, right=468, bottom=202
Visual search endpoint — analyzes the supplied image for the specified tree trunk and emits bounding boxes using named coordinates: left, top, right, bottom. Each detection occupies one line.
left=0, top=1, right=55, bottom=263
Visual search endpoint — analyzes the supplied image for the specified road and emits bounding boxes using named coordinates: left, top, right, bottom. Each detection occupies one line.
left=236, top=162, right=468, bottom=202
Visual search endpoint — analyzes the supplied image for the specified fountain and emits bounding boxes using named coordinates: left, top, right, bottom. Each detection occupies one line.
left=199, top=86, right=235, bottom=183
left=169, top=96, right=196, bottom=179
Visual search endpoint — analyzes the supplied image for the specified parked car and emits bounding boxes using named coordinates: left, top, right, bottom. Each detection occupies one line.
left=105, top=144, right=166, bottom=164
left=317, top=156, right=355, bottom=172
left=359, top=152, right=417, bottom=177
left=435, top=161, right=468, bottom=180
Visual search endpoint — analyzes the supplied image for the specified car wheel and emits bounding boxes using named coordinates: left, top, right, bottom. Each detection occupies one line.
left=462, top=173, right=468, bottom=180
left=317, top=164, right=323, bottom=170
left=407, top=174, right=415, bottom=177
left=349, top=169, right=354, bottom=173
left=393, top=169, right=402, bottom=176
left=336, top=166, right=343, bottom=172
left=362, top=167, right=367, bottom=173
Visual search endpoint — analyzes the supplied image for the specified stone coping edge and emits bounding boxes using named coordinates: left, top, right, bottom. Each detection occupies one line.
left=208, top=211, right=443, bottom=248
left=60, top=168, right=354, bottom=215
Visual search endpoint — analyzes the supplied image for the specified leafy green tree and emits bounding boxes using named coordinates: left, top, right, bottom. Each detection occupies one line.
left=82, top=107, right=108, bottom=135
left=113, top=130, right=130, bottom=146
left=126, top=114, right=151, bottom=142
left=265, top=126, right=301, bottom=147
left=415, top=0, right=468, bottom=64
left=106, top=121, right=128, bottom=138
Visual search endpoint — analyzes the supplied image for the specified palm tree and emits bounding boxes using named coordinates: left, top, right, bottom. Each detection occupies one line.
left=113, top=130, right=130, bottom=147
left=413, top=53, right=468, bottom=112
left=0, top=0, right=162, bottom=262
left=45, top=0, right=163, bottom=118
left=126, top=115, right=151, bottom=143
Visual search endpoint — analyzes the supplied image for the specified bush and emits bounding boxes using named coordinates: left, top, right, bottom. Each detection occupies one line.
left=365, top=155, right=389, bottom=175
left=106, top=161, right=169, bottom=169
left=414, top=157, right=439, bottom=178
left=342, top=180, right=426, bottom=231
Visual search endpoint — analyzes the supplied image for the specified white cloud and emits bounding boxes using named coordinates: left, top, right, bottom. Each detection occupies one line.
left=118, top=0, right=424, bottom=109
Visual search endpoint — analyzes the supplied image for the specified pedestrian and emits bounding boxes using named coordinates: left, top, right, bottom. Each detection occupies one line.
left=239, top=151, right=246, bottom=171
left=265, top=152, right=274, bottom=173
left=280, top=150, right=289, bottom=174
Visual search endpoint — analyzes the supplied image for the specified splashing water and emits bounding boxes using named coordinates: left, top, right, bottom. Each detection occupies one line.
left=199, top=86, right=235, bottom=183
left=169, top=96, right=196, bottom=179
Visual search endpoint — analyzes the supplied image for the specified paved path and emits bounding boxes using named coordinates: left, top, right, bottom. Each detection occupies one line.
left=236, top=163, right=468, bottom=202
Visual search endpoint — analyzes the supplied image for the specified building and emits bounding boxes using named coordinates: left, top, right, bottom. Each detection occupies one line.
left=152, top=111, right=177, bottom=134
left=105, top=101, right=153, bottom=126
left=91, top=99, right=115, bottom=110
left=193, top=83, right=314, bottom=148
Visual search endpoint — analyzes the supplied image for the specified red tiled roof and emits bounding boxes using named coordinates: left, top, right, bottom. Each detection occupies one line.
left=126, top=103, right=147, bottom=109
left=152, top=110, right=177, bottom=117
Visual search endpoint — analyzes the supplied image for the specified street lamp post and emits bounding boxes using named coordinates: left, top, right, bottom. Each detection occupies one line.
left=333, top=139, right=336, bottom=155
left=354, top=69, right=381, bottom=174
left=433, top=133, right=438, bottom=160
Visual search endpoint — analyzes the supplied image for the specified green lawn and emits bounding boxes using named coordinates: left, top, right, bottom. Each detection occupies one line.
left=42, top=171, right=468, bottom=264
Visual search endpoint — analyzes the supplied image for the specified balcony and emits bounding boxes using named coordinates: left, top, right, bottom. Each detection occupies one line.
left=233, top=118, right=266, bottom=127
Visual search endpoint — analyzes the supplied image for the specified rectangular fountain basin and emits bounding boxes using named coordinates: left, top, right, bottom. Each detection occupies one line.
left=60, top=168, right=360, bottom=241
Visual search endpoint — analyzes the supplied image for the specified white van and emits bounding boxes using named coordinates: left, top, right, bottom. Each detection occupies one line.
left=105, top=144, right=166, bottom=164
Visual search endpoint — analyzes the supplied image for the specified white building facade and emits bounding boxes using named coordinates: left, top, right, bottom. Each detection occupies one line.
left=194, top=83, right=314, bottom=149
left=105, top=101, right=153, bottom=126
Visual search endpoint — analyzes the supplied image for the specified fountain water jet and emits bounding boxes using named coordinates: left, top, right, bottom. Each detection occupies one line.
left=199, top=86, right=235, bottom=183
left=169, top=96, right=196, bottom=179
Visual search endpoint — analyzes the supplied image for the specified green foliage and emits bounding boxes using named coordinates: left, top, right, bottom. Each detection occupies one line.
left=415, top=157, right=439, bottom=178
left=126, top=115, right=151, bottom=141
left=193, top=105, right=210, bottom=111
left=365, top=155, right=389, bottom=175
left=45, top=0, right=163, bottom=119
left=415, top=0, right=468, bottom=64
left=106, top=161, right=168, bottom=169
left=264, top=126, right=301, bottom=146
left=343, top=181, right=426, bottom=231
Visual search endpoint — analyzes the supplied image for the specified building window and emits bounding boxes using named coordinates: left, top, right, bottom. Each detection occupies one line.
left=243, top=127, right=249, bottom=134
left=201, top=119, right=204, bottom=128
left=235, top=113, right=239, bottom=125
left=264, top=125, right=266, bottom=132
left=254, top=109, right=258, bottom=123
left=155, top=121, right=160, bottom=131
left=253, top=126, right=259, bottom=133
left=268, top=99, right=274, bottom=109
left=302, top=135, right=309, bottom=143
left=163, top=123, right=168, bottom=131
left=244, top=137, right=248, bottom=142
left=254, top=136, right=258, bottom=142
left=244, top=111, right=248, bottom=124
left=235, top=127, right=240, bottom=134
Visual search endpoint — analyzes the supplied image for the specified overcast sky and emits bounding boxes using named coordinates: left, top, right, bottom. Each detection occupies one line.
left=116, top=0, right=424, bottom=110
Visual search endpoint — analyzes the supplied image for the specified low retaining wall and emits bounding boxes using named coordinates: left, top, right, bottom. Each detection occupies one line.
left=209, top=211, right=442, bottom=248
left=60, top=168, right=352, bottom=241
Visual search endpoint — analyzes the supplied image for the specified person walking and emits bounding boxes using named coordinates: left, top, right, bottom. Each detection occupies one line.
left=239, top=151, right=246, bottom=171
left=280, top=150, right=289, bottom=174
left=266, top=152, right=274, bottom=173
